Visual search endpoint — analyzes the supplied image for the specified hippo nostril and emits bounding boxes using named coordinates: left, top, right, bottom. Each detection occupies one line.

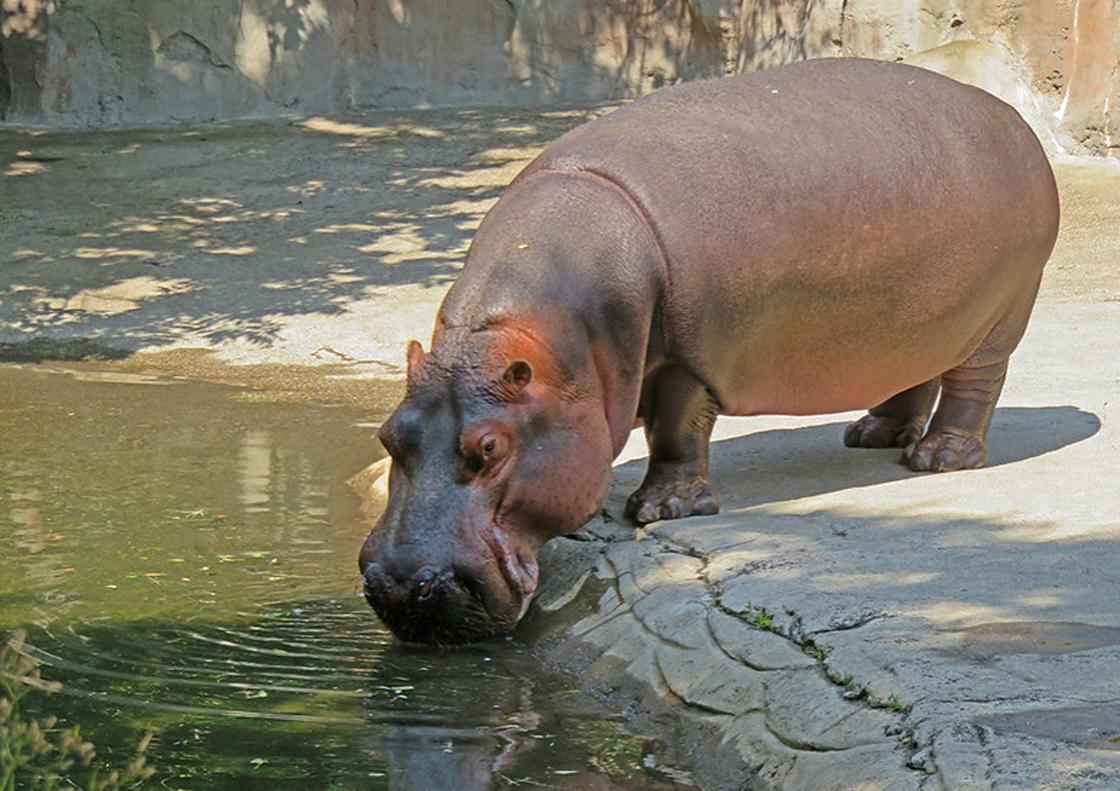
left=413, top=567, right=438, bottom=602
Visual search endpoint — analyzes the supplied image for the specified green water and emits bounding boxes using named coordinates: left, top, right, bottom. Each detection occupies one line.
left=0, top=364, right=693, bottom=790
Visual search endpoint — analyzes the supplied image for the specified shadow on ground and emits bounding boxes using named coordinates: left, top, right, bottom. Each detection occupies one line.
left=608, top=405, right=1101, bottom=515
left=0, top=105, right=611, bottom=361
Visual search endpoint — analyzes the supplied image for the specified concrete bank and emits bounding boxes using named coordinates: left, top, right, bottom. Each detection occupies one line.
left=3, top=105, right=1120, bottom=789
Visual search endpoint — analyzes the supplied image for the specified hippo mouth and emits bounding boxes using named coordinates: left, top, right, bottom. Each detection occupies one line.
left=358, top=496, right=542, bottom=644
left=363, top=568, right=504, bottom=645
left=480, top=514, right=539, bottom=621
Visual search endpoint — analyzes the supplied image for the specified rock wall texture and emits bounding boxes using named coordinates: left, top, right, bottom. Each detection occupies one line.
left=1, top=1, right=1118, bottom=155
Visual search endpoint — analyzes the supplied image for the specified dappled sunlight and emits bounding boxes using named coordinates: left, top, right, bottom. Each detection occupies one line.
left=31, top=276, right=198, bottom=318
left=472, top=145, right=544, bottom=164
left=326, top=270, right=364, bottom=285
left=287, top=179, right=327, bottom=198
left=129, top=214, right=205, bottom=230
left=492, top=124, right=541, bottom=135
left=6, top=150, right=65, bottom=177
left=539, top=106, right=620, bottom=120
left=912, top=600, right=1023, bottom=629
left=0, top=104, right=604, bottom=362
left=1013, top=590, right=1074, bottom=609
left=299, top=116, right=446, bottom=142
left=314, top=222, right=381, bottom=233
left=417, top=160, right=538, bottom=190
left=615, top=398, right=1118, bottom=683
left=205, top=245, right=257, bottom=256
left=73, top=247, right=161, bottom=260
left=180, top=197, right=244, bottom=213
left=5, top=160, right=48, bottom=177
left=704, top=541, right=814, bottom=582
left=355, top=222, right=466, bottom=265
left=956, top=518, right=1119, bottom=544
left=701, top=501, right=1120, bottom=640
left=812, top=571, right=940, bottom=590
left=0, top=0, right=48, bottom=39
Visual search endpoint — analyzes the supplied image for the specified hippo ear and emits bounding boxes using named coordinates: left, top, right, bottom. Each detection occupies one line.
left=406, top=340, right=426, bottom=379
left=502, top=360, right=533, bottom=394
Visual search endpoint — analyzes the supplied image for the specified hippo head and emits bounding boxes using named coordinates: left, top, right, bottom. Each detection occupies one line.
left=358, top=328, right=613, bottom=644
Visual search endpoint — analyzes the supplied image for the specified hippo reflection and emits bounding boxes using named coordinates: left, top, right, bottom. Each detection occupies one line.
left=359, top=58, right=1058, bottom=643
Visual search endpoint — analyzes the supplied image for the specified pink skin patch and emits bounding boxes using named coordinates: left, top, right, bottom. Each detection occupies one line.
left=481, top=517, right=539, bottom=618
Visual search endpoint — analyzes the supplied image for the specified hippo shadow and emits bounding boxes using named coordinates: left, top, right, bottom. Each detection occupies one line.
left=605, top=405, right=1101, bottom=515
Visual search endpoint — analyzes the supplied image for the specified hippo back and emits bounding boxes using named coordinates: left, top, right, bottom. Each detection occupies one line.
left=511, top=57, right=1059, bottom=414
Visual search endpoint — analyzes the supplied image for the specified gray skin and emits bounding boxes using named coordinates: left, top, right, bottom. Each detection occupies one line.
left=359, top=57, right=1060, bottom=644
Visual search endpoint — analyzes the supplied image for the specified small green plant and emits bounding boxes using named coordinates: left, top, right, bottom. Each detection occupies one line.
left=811, top=646, right=826, bottom=662
left=840, top=674, right=853, bottom=687
left=886, top=695, right=904, bottom=712
left=743, top=604, right=774, bottom=631
left=1, top=630, right=155, bottom=791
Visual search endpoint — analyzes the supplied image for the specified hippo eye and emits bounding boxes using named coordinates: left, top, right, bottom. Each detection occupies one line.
left=478, top=433, right=507, bottom=463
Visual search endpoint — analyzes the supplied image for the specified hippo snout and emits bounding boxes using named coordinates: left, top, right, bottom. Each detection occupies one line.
left=360, top=555, right=520, bottom=645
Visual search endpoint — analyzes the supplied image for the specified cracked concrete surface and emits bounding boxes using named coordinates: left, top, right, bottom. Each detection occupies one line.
left=4, top=105, right=1120, bottom=789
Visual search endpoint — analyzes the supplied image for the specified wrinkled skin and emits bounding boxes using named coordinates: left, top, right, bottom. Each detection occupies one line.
left=359, top=58, right=1060, bottom=644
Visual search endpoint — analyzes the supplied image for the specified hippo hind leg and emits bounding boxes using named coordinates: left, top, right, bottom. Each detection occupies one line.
left=844, top=379, right=941, bottom=449
left=902, top=359, right=1008, bottom=472
left=625, top=366, right=720, bottom=525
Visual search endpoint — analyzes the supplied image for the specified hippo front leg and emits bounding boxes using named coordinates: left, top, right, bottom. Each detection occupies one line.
left=626, top=366, right=721, bottom=525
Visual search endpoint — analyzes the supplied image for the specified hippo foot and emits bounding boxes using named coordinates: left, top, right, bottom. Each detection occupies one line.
left=844, top=414, right=926, bottom=449
left=625, top=474, right=720, bottom=525
left=902, top=429, right=987, bottom=472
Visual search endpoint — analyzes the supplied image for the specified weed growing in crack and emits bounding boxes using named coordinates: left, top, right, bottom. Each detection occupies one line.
left=887, top=695, right=904, bottom=712
left=729, top=602, right=776, bottom=631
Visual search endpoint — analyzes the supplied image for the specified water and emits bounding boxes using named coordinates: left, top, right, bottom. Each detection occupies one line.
left=0, top=364, right=693, bottom=790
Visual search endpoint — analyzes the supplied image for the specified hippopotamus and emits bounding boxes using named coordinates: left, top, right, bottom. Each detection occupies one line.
left=358, top=57, right=1060, bottom=644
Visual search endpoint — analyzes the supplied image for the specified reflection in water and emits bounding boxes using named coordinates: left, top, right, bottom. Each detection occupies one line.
left=0, top=364, right=694, bottom=790
left=238, top=430, right=273, bottom=512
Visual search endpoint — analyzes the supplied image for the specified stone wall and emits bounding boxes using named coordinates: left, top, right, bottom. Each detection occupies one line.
left=1, top=1, right=1117, bottom=155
